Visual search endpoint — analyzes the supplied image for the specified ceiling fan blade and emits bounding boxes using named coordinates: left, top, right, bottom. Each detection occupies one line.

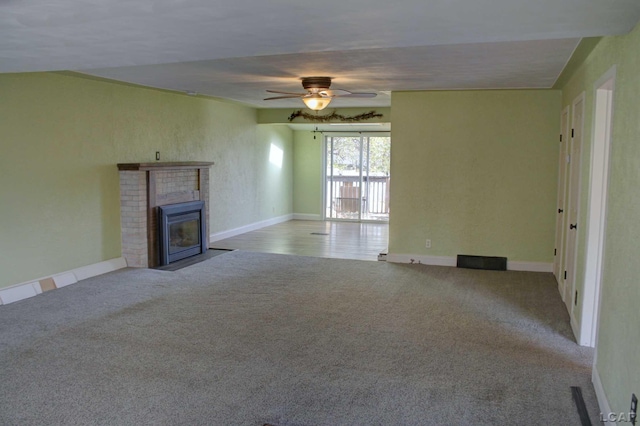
left=264, top=95, right=304, bottom=100
left=264, top=78, right=375, bottom=101
left=266, top=89, right=307, bottom=96
left=333, top=92, right=377, bottom=98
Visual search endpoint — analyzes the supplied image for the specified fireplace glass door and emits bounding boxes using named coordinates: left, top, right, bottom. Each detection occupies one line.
left=158, top=201, right=207, bottom=265
left=168, top=213, right=201, bottom=255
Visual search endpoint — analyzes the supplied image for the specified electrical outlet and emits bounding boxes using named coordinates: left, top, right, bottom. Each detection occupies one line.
left=155, top=151, right=160, bottom=161
left=631, top=393, right=637, bottom=426
left=425, top=239, right=431, bottom=249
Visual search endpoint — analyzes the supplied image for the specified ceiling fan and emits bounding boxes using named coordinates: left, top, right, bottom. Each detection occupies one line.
left=264, top=76, right=376, bottom=110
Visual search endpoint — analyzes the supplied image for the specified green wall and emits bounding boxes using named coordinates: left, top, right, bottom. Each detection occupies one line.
left=559, top=22, right=640, bottom=414
left=0, top=72, right=292, bottom=289
left=389, top=90, right=560, bottom=263
left=293, top=130, right=323, bottom=216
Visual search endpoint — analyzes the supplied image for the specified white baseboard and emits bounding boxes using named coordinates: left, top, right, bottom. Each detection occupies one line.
left=593, top=365, right=613, bottom=423
left=209, top=214, right=293, bottom=243
left=73, top=258, right=127, bottom=281
left=0, top=282, right=40, bottom=305
left=507, top=261, right=553, bottom=272
left=292, top=213, right=322, bottom=221
left=53, top=272, right=77, bottom=288
left=0, top=257, right=127, bottom=306
left=387, top=254, right=554, bottom=272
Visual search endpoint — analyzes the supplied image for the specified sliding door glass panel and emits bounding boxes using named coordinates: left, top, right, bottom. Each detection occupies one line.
left=361, top=136, right=391, bottom=221
left=326, top=136, right=362, bottom=220
left=325, top=135, right=391, bottom=222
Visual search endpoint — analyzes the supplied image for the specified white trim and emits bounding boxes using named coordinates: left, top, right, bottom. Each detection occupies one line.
left=593, top=366, right=613, bottom=424
left=387, top=253, right=457, bottom=267
left=0, top=282, right=40, bottom=305
left=387, top=254, right=553, bottom=272
left=322, top=135, right=328, bottom=221
left=209, top=214, right=293, bottom=243
left=0, top=257, right=127, bottom=305
left=507, top=261, right=553, bottom=273
left=73, top=257, right=127, bottom=281
left=292, top=213, right=322, bottom=221
left=581, top=66, right=617, bottom=348
left=52, top=272, right=77, bottom=288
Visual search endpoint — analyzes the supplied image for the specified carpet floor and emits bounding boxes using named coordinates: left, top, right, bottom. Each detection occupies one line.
left=0, top=251, right=599, bottom=425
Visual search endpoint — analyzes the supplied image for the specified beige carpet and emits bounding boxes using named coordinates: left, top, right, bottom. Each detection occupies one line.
left=0, top=250, right=599, bottom=425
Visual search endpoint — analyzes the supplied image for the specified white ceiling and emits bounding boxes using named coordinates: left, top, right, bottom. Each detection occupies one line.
left=2, top=0, right=639, bottom=109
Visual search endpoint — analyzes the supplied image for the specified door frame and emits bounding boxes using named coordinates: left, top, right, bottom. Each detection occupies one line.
left=580, top=65, right=616, bottom=348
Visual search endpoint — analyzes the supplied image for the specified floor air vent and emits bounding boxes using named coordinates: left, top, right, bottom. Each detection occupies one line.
left=457, top=255, right=507, bottom=271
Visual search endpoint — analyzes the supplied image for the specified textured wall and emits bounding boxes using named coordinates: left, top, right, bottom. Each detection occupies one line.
left=293, top=130, right=323, bottom=216
left=560, top=21, right=640, bottom=414
left=389, top=90, right=560, bottom=262
left=0, top=72, right=293, bottom=289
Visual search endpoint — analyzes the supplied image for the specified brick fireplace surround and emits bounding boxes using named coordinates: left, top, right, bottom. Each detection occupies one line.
left=117, top=162, right=214, bottom=268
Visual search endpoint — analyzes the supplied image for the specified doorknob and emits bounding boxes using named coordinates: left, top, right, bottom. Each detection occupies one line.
left=570, top=223, right=577, bottom=230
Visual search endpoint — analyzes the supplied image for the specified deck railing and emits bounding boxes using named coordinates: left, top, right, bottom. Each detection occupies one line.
left=326, top=175, right=390, bottom=214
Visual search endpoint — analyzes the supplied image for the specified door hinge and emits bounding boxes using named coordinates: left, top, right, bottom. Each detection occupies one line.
left=554, top=248, right=557, bottom=256
left=564, top=271, right=567, bottom=280
left=575, top=290, right=578, bottom=305
left=572, top=128, right=575, bottom=138
left=560, top=134, right=563, bottom=142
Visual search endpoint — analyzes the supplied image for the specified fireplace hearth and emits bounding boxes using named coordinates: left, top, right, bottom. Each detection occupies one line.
left=158, top=201, right=207, bottom=265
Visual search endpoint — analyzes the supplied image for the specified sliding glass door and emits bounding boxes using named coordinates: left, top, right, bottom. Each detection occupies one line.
left=325, top=135, right=390, bottom=222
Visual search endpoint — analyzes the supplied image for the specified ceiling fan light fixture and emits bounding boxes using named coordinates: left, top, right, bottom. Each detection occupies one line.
left=265, top=76, right=375, bottom=108
left=302, top=93, right=331, bottom=111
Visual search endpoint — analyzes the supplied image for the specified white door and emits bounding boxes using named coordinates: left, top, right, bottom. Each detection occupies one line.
left=554, top=106, right=570, bottom=292
left=563, top=93, right=585, bottom=314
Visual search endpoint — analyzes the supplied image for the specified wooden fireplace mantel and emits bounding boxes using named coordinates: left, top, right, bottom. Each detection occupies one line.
left=117, top=161, right=214, bottom=171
